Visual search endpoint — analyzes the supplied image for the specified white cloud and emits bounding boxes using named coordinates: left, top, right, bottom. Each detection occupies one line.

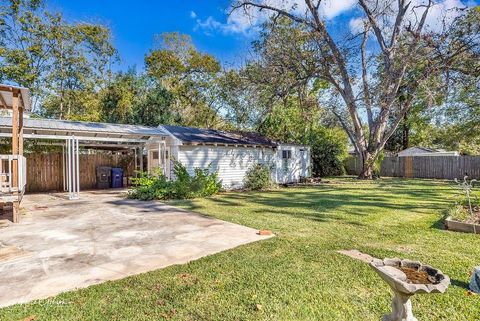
left=190, top=11, right=197, bottom=19
left=320, top=0, right=357, bottom=19
left=420, top=0, right=466, bottom=31
left=194, top=12, right=259, bottom=36
left=349, top=17, right=366, bottom=34
left=193, top=0, right=357, bottom=36
left=348, top=0, right=471, bottom=35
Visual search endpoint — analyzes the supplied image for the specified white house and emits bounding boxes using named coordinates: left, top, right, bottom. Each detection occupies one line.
left=0, top=116, right=311, bottom=196
left=145, top=125, right=311, bottom=189
left=397, top=146, right=459, bottom=157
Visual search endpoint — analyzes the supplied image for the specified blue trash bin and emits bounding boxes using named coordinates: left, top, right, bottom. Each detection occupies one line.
left=111, top=168, right=124, bottom=188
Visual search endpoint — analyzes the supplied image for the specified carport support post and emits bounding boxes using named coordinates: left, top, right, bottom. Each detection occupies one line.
left=139, top=146, right=143, bottom=173
left=76, top=138, right=80, bottom=196
left=66, top=137, right=80, bottom=200
left=134, top=147, right=137, bottom=177
left=159, top=140, right=166, bottom=176
left=62, top=144, right=66, bottom=191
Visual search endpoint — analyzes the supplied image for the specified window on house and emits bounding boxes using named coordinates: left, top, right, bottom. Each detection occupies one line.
left=282, top=150, right=292, bottom=159
left=152, top=151, right=159, bottom=160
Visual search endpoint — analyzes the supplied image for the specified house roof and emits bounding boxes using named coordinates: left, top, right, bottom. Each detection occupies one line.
left=407, top=147, right=438, bottom=153
left=0, top=117, right=169, bottom=137
left=161, top=125, right=278, bottom=147
left=397, top=146, right=459, bottom=156
left=397, top=147, right=442, bottom=155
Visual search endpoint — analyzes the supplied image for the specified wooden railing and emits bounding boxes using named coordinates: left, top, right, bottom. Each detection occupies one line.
left=0, top=155, right=27, bottom=194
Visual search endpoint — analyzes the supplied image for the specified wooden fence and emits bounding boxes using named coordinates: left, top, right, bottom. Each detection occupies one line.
left=25, top=153, right=135, bottom=193
left=345, top=156, right=480, bottom=180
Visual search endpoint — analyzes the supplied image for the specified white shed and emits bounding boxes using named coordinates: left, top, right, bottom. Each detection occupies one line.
left=145, top=125, right=311, bottom=189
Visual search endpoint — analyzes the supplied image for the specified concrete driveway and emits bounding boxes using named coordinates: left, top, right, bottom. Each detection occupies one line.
left=0, top=190, right=271, bottom=308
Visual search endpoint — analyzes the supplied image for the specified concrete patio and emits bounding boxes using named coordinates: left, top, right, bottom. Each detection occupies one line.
left=0, top=190, right=271, bottom=308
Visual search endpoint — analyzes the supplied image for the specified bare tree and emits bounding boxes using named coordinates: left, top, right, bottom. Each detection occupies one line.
left=231, top=0, right=479, bottom=178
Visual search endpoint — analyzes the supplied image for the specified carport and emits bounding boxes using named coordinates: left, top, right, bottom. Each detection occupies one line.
left=0, top=117, right=172, bottom=200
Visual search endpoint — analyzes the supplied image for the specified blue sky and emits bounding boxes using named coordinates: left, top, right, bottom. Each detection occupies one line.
left=48, top=0, right=477, bottom=71
left=48, top=0, right=253, bottom=70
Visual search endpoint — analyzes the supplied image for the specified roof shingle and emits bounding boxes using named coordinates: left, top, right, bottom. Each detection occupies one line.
left=161, top=125, right=278, bottom=147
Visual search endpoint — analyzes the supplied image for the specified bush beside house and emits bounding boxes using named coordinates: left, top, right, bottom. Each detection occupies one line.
left=129, top=162, right=222, bottom=200
left=309, top=127, right=348, bottom=177
left=243, top=163, right=273, bottom=190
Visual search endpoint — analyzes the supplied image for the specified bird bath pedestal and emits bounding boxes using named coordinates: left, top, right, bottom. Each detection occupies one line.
left=370, top=258, right=450, bottom=321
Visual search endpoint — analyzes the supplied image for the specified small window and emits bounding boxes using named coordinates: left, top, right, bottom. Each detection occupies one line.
left=282, top=150, right=292, bottom=159
left=152, top=151, right=159, bottom=160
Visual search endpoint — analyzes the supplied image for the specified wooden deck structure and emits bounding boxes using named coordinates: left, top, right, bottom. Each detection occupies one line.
left=0, top=84, right=29, bottom=223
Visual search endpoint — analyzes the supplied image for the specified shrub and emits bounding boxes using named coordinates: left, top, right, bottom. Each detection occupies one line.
left=373, top=151, right=385, bottom=178
left=244, top=163, right=272, bottom=190
left=128, top=168, right=172, bottom=201
left=129, top=162, right=222, bottom=200
left=308, top=127, right=348, bottom=177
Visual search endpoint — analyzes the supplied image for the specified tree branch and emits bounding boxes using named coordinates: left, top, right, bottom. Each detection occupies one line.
left=360, top=25, right=373, bottom=130
left=230, top=1, right=314, bottom=28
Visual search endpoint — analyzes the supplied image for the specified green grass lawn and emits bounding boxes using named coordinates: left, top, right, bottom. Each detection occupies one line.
left=2, top=177, right=479, bottom=320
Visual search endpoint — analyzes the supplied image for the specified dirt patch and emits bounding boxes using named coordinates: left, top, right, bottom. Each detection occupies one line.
left=399, top=267, right=440, bottom=284
left=463, top=206, right=480, bottom=224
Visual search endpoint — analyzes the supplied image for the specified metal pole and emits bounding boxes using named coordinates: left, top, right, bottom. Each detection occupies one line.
left=62, top=143, right=66, bottom=191
left=76, top=138, right=80, bottom=198
left=157, top=141, right=163, bottom=173
left=160, top=140, right=166, bottom=176
left=134, top=147, right=137, bottom=177
left=67, top=138, right=72, bottom=199
left=139, top=146, right=144, bottom=173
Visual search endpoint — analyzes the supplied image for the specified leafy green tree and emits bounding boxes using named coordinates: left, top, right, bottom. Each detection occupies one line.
left=385, top=8, right=480, bottom=155
left=0, top=0, right=116, bottom=118
left=99, top=70, right=178, bottom=127
left=232, top=1, right=480, bottom=178
left=0, top=0, right=49, bottom=100
left=132, top=83, right=177, bottom=126
left=100, top=70, right=139, bottom=124
left=145, top=32, right=223, bottom=128
left=259, top=98, right=348, bottom=177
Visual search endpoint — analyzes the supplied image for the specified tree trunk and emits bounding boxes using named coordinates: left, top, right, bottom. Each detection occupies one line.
left=358, top=151, right=376, bottom=179
left=402, top=113, right=409, bottom=150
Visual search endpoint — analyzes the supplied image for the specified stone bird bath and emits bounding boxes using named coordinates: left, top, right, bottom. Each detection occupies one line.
left=370, top=258, right=450, bottom=321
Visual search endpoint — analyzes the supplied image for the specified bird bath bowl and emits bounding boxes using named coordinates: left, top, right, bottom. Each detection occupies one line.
left=370, top=258, right=450, bottom=321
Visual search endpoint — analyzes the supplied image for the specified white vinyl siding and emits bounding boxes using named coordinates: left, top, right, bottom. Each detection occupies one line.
left=275, top=144, right=310, bottom=184
left=177, top=145, right=276, bottom=189
left=146, top=135, right=312, bottom=189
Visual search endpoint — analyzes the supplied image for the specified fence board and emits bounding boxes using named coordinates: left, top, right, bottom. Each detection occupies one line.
left=25, top=153, right=134, bottom=193
left=346, top=155, right=480, bottom=180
